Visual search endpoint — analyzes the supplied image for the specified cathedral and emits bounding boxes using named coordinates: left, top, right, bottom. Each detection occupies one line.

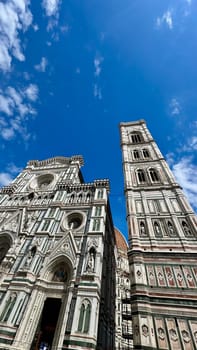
left=0, top=119, right=196, bottom=350
left=0, top=156, right=115, bottom=350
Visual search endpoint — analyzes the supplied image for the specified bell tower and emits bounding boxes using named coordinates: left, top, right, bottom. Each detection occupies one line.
left=120, top=120, right=197, bottom=349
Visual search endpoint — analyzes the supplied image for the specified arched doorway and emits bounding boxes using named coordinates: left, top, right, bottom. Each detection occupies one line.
left=31, top=260, right=71, bottom=350
left=0, top=233, right=12, bottom=264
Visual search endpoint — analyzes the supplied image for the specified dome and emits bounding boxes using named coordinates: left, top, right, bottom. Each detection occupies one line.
left=114, top=227, right=128, bottom=251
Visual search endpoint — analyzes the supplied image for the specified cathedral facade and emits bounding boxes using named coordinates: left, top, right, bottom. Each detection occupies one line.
left=0, top=156, right=115, bottom=350
left=120, top=120, right=197, bottom=350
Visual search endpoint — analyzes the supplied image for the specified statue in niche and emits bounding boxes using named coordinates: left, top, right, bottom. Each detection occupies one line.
left=86, top=250, right=95, bottom=272
left=139, top=222, right=147, bottom=236
left=53, top=264, right=68, bottom=282
left=25, top=251, right=33, bottom=267
left=167, top=221, right=176, bottom=236
left=24, top=246, right=36, bottom=268
left=182, top=221, right=192, bottom=236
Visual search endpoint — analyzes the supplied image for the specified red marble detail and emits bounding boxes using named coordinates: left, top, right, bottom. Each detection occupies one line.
left=183, top=267, right=195, bottom=288
left=147, top=266, right=157, bottom=286
left=155, top=266, right=166, bottom=287
left=165, top=266, right=176, bottom=287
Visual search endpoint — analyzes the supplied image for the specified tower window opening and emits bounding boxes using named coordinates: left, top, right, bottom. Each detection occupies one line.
left=142, top=149, right=150, bottom=158
left=149, top=168, right=160, bottom=182
left=133, top=150, right=140, bottom=159
left=137, top=169, right=146, bottom=183
left=130, top=132, right=143, bottom=143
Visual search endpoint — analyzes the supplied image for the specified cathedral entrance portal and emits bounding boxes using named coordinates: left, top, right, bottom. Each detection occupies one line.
left=31, top=298, right=62, bottom=350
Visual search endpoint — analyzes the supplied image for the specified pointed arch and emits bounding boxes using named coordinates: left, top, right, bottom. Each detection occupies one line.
left=0, top=232, right=14, bottom=264
left=41, top=254, right=73, bottom=282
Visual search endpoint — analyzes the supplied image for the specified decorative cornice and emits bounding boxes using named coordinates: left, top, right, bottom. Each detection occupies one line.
left=57, top=179, right=110, bottom=192
left=0, top=184, right=18, bottom=194
left=27, top=155, right=84, bottom=168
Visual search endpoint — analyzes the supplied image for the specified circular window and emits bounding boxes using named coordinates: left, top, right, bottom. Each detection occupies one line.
left=29, top=173, right=54, bottom=190
left=62, top=212, right=85, bottom=231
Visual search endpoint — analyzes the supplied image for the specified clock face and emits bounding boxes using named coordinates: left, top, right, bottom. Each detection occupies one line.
left=29, top=173, right=55, bottom=190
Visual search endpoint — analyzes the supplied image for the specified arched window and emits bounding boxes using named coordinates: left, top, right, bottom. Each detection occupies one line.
left=78, top=300, right=91, bottom=333
left=130, top=132, right=143, bottom=143
left=77, top=193, right=83, bottom=203
left=92, top=218, right=100, bottom=231
left=97, top=189, right=103, bottom=199
left=69, top=193, right=75, bottom=203
left=153, top=221, right=162, bottom=237
left=149, top=168, right=160, bottom=182
left=86, top=193, right=91, bottom=202
left=133, top=150, right=140, bottom=159
left=142, top=149, right=150, bottom=158
left=95, top=206, right=102, bottom=216
left=137, top=169, right=146, bottom=183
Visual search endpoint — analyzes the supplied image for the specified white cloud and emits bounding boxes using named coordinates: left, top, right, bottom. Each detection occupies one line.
left=33, top=23, right=39, bottom=31
left=0, top=0, right=33, bottom=72
left=94, top=56, right=103, bottom=77
left=0, top=173, right=13, bottom=187
left=170, top=98, right=181, bottom=116
left=156, top=10, right=173, bottom=30
left=25, top=84, right=39, bottom=101
left=191, top=136, right=197, bottom=150
left=93, top=55, right=103, bottom=99
left=0, top=84, right=39, bottom=141
left=171, top=157, right=197, bottom=210
left=94, top=84, right=102, bottom=100
left=34, top=57, right=48, bottom=72
left=1, top=128, right=15, bottom=141
left=6, top=163, right=22, bottom=174
left=42, top=0, right=61, bottom=17
left=60, top=25, right=70, bottom=33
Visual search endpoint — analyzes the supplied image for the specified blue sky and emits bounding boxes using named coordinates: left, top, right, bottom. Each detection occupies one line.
left=0, top=0, right=196, bottom=238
